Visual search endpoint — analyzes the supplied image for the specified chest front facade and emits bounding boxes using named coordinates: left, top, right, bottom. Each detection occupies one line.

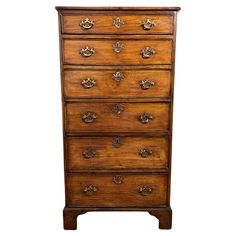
left=56, top=6, right=180, bottom=230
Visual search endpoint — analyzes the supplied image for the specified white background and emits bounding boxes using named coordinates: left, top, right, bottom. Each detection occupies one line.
left=0, top=0, right=236, bottom=235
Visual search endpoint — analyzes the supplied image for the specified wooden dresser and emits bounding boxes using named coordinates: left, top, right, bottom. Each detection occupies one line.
left=56, top=6, right=180, bottom=230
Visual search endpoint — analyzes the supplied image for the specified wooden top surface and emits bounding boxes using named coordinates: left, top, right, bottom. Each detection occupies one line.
left=55, top=6, right=181, bottom=11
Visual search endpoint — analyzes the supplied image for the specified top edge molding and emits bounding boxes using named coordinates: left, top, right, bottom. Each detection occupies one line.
left=55, top=6, right=181, bottom=11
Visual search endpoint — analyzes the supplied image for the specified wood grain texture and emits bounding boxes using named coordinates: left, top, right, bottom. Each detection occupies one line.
left=148, top=207, right=172, bottom=229
left=64, top=69, right=171, bottom=99
left=63, top=208, right=86, bottom=230
left=62, top=15, right=173, bottom=35
left=63, top=39, right=172, bottom=65
left=66, top=173, right=167, bottom=207
left=56, top=6, right=181, bottom=11
left=66, top=136, right=168, bottom=170
left=63, top=206, right=172, bottom=230
left=63, top=64, right=173, bottom=69
left=63, top=34, right=174, bottom=39
left=56, top=6, right=180, bottom=230
left=65, top=103, right=169, bottom=132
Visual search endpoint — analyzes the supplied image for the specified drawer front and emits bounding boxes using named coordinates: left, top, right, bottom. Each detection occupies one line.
left=62, top=14, right=173, bottom=35
left=63, top=39, right=172, bottom=65
left=66, top=136, right=168, bottom=170
left=65, top=103, right=169, bottom=132
left=67, top=173, right=167, bottom=207
left=64, top=69, right=171, bottom=99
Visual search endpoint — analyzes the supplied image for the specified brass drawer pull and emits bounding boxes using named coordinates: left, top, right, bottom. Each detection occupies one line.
left=139, top=148, right=153, bottom=158
left=81, top=78, right=96, bottom=89
left=138, top=113, right=153, bottom=124
left=112, top=104, right=124, bottom=115
left=113, top=17, right=124, bottom=28
left=139, top=186, right=153, bottom=196
left=141, top=19, right=156, bottom=30
left=112, top=137, right=123, bottom=148
left=140, top=47, right=156, bottom=59
left=80, top=46, right=95, bottom=57
left=84, top=186, right=97, bottom=196
left=82, top=112, right=97, bottom=123
left=113, top=175, right=124, bottom=184
left=80, top=18, right=95, bottom=30
left=113, top=42, right=124, bottom=53
left=112, top=71, right=124, bottom=82
left=139, top=80, right=155, bottom=90
left=82, top=149, right=96, bottom=159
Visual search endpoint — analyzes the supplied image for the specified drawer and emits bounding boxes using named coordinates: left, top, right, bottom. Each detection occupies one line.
left=62, top=14, right=173, bottom=35
left=63, top=39, right=172, bottom=65
left=64, top=69, right=171, bottom=99
left=65, top=103, right=169, bottom=133
left=66, top=136, right=168, bottom=170
left=66, top=173, right=167, bottom=207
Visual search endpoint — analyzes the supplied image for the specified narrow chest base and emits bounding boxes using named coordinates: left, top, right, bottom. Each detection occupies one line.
left=63, top=206, right=172, bottom=230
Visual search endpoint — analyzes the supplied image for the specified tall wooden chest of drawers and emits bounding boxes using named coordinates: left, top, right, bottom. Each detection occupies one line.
left=56, top=6, right=180, bottom=230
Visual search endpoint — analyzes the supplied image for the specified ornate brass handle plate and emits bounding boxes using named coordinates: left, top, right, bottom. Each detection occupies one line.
left=112, top=71, right=124, bottom=82
left=82, top=149, right=96, bottom=159
left=84, top=186, right=97, bottom=196
left=112, top=104, right=124, bottom=115
left=138, top=113, right=153, bottom=124
left=113, top=42, right=124, bottom=53
left=113, top=175, right=124, bottom=184
left=139, top=80, right=155, bottom=90
left=141, top=19, right=156, bottom=30
left=80, top=18, right=95, bottom=30
left=139, top=186, right=153, bottom=196
left=140, top=47, right=156, bottom=59
left=113, top=17, right=124, bottom=28
left=80, top=46, right=95, bottom=57
left=82, top=112, right=97, bottom=123
left=81, top=78, right=96, bottom=89
left=139, top=148, right=153, bottom=158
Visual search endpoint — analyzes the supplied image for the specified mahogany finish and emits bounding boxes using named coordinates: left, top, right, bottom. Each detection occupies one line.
left=63, top=38, right=172, bottom=65
left=65, top=102, right=169, bottom=132
left=62, top=14, right=173, bottom=35
left=66, top=136, right=169, bottom=170
left=56, top=6, right=180, bottom=230
left=66, top=173, right=168, bottom=207
left=64, top=69, right=171, bottom=99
